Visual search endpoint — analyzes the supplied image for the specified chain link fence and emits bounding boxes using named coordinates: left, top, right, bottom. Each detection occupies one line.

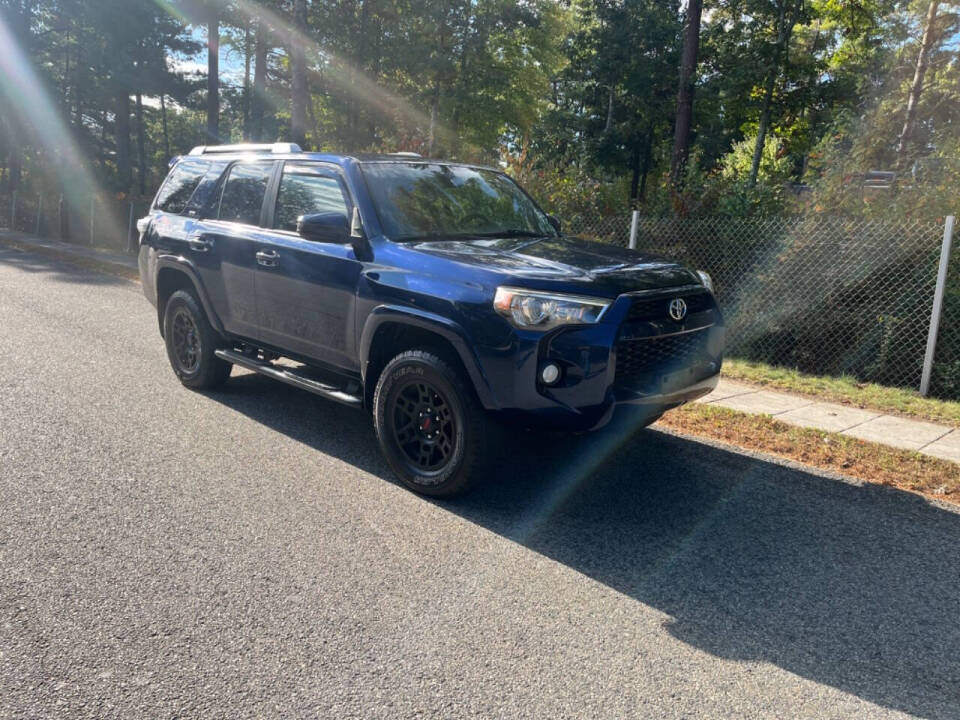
left=0, top=191, right=151, bottom=253
left=572, top=214, right=960, bottom=400
left=2, top=191, right=958, bottom=399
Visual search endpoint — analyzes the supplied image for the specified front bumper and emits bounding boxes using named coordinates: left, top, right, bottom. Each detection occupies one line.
left=477, top=286, right=725, bottom=431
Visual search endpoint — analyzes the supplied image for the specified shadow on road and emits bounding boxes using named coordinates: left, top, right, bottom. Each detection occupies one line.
left=211, top=371, right=960, bottom=718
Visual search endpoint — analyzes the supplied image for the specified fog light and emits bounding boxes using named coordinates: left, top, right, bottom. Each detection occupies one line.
left=540, top=363, right=561, bottom=385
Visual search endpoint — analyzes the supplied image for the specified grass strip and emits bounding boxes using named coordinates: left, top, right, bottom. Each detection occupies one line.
left=658, top=402, right=960, bottom=505
left=723, top=358, right=960, bottom=427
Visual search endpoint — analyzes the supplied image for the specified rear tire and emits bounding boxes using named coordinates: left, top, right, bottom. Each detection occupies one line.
left=162, top=289, right=232, bottom=390
left=373, top=350, right=493, bottom=497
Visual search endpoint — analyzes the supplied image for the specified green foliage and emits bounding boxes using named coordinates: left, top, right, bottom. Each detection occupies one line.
left=0, top=0, right=958, bottom=225
left=720, top=136, right=792, bottom=184
left=504, top=149, right=631, bottom=224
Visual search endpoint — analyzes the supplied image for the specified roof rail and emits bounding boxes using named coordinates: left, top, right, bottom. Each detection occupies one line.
left=188, top=143, right=303, bottom=156
left=389, top=151, right=422, bottom=158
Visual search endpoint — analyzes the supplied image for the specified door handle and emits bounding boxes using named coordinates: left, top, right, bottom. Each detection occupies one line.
left=187, top=234, right=214, bottom=252
left=256, top=249, right=280, bottom=268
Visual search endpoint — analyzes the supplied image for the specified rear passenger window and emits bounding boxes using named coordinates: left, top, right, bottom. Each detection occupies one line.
left=218, top=162, right=274, bottom=226
left=274, top=167, right=349, bottom=232
left=184, top=160, right=229, bottom=216
left=154, top=160, right=209, bottom=213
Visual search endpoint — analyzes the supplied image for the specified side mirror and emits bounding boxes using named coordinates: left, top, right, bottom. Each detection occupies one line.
left=547, top=215, right=562, bottom=234
left=297, top=212, right=350, bottom=243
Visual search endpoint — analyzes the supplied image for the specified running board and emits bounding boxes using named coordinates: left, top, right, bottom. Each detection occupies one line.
left=215, top=349, right=363, bottom=407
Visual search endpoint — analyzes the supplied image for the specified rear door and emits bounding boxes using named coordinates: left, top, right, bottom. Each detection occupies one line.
left=193, top=160, right=276, bottom=339
left=253, top=162, right=363, bottom=371
left=149, top=158, right=212, bottom=256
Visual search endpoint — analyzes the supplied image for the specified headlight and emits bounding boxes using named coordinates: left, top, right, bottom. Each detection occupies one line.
left=697, top=270, right=714, bottom=293
left=494, top=287, right=611, bottom=330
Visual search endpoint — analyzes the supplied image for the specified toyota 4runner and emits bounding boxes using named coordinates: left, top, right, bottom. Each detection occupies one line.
left=139, top=143, right=724, bottom=496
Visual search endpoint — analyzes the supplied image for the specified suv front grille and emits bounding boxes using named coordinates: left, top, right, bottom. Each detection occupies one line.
left=615, top=328, right=711, bottom=388
left=627, top=290, right=714, bottom=322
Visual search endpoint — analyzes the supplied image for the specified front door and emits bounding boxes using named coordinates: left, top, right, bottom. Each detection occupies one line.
left=254, top=163, right=363, bottom=372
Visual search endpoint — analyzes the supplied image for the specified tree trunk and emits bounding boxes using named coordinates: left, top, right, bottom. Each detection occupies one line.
left=748, top=0, right=796, bottom=188
left=135, top=92, right=146, bottom=196
left=73, top=43, right=83, bottom=127
left=116, top=91, right=132, bottom=192
left=748, top=71, right=778, bottom=188
left=630, top=127, right=655, bottom=205
left=897, top=0, right=940, bottom=162
left=605, top=85, right=614, bottom=133
left=290, top=0, right=308, bottom=147
left=160, top=94, right=170, bottom=162
left=427, top=84, right=440, bottom=156
left=8, top=148, right=21, bottom=193
left=638, top=128, right=654, bottom=202
left=670, top=0, right=702, bottom=189
left=242, top=24, right=252, bottom=140
left=251, top=20, right=268, bottom=142
left=206, top=12, right=220, bottom=142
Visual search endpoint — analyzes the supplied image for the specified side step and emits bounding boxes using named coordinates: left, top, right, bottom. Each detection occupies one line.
left=215, top=349, right=363, bottom=408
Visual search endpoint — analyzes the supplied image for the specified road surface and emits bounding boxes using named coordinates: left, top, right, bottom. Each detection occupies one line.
left=1, top=245, right=959, bottom=719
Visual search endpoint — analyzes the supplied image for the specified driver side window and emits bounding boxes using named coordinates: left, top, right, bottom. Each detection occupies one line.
left=275, top=167, right=349, bottom=232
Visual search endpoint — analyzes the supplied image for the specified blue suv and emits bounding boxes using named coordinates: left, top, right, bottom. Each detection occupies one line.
left=139, top=144, right=724, bottom=496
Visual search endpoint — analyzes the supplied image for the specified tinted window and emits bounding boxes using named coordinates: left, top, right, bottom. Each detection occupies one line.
left=154, top=160, right=209, bottom=213
left=275, top=167, right=349, bottom=232
left=217, top=162, right=273, bottom=226
left=184, top=160, right=229, bottom=215
left=360, top=162, right=555, bottom=240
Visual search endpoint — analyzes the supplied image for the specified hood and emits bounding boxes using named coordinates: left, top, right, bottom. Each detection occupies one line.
left=409, top=235, right=701, bottom=296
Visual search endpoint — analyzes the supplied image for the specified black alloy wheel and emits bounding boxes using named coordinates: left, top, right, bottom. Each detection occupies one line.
left=162, top=289, right=232, bottom=390
left=170, top=307, right=202, bottom=375
left=373, top=350, right=495, bottom=497
left=392, top=378, right=456, bottom=473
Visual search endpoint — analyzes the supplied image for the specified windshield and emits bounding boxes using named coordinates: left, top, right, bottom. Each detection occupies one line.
left=360, top=162, right=556, bottom=240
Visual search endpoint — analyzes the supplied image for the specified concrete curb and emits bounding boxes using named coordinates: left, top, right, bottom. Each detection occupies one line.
left=698, top=378, right=960, bottom=464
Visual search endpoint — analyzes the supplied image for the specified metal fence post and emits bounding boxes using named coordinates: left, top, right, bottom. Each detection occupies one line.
left=628, top=210, right=639, bottom=250
left=11, top=190, right=17, bottom=231
left=89, top=195, right=95, bottom=246
left=920, top=214, right=955, bottom=396
left=36, top=195, right=43, bottom=236
left=58, top=194, right=65, bottom=240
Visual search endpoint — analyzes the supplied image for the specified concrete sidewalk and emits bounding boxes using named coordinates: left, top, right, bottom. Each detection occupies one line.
left=699, top=379, right=960, bottom=462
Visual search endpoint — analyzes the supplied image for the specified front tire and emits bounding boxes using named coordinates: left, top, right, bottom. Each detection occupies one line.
left=373, top=350, right=492, bottom=497
left=162, top=289, right=232, bottom=389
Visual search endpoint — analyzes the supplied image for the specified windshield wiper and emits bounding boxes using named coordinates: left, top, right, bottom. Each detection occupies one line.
left=465, top=229, right=547, bottom=239
left=393, top=229, right=548, bottom=242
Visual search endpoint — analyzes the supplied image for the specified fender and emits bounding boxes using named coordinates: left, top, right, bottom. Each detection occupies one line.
left=155, top=254, right=226, bottom=335
left=359, top=305, right=500, bottom=410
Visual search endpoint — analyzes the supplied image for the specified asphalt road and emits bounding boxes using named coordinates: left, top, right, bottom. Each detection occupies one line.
left=1, top=245, right=960, bottom=719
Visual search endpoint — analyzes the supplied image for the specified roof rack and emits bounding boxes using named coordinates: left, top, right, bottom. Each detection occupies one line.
left=188, top=143, right=303, bottom=156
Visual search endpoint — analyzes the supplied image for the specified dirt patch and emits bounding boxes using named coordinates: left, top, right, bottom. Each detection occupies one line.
left=658, top=403, right=960, bottom=505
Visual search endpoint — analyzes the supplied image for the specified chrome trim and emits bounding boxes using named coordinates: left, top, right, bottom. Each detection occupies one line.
left=620, top=283, right=706, bottom=299
left=618, top=323, right=715, bottom=341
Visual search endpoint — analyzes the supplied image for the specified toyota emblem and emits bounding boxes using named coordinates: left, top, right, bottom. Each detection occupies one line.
left=668, top=298, right=688, bottom=321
